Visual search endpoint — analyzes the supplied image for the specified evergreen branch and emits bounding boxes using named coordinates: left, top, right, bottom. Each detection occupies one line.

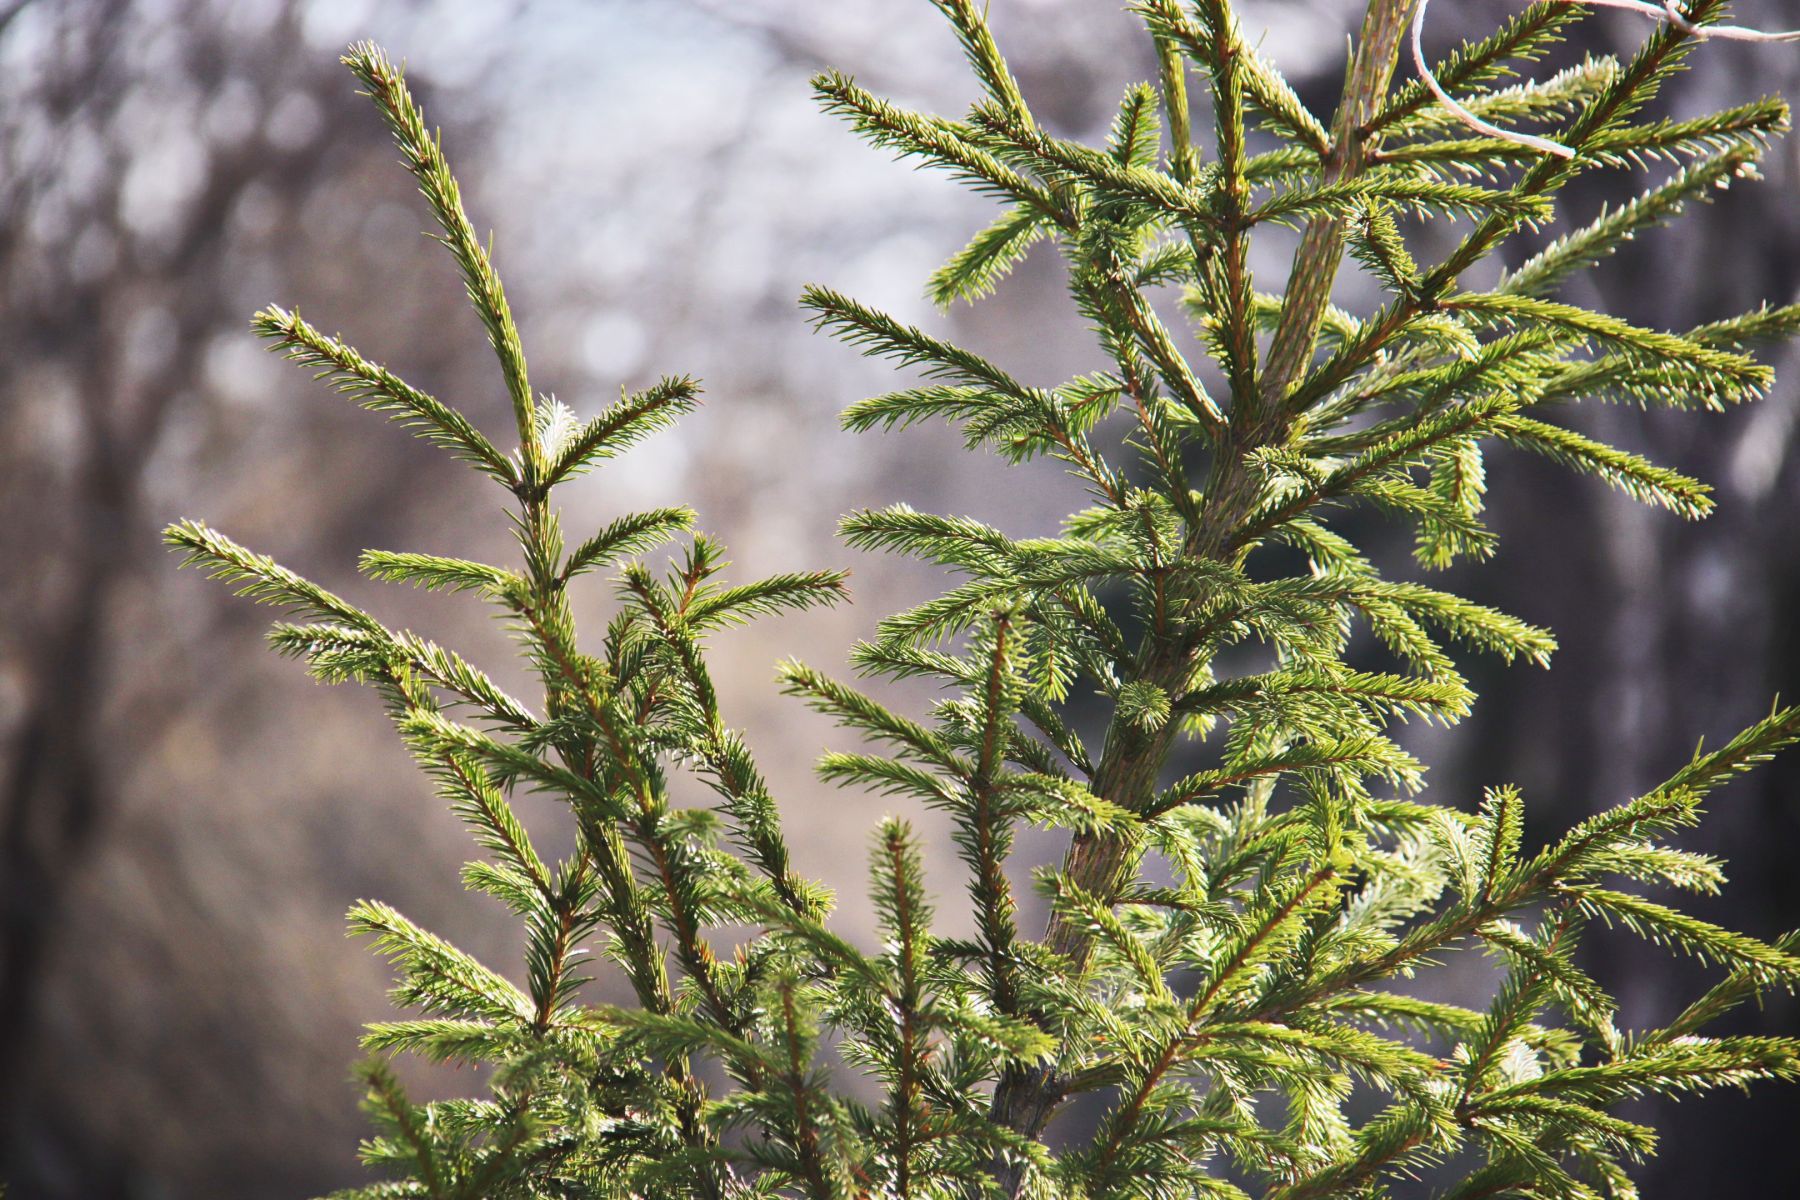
left=852, top=641, right=1095, bottom=775
left=351, top=899, right=533, bottom=1023
left=873, top=579, right=1022, bottom=650
left=1146, top=737, right=1423, bottom=818
left=449, top=760, right=551, bottom=894
left=818, top=752, right=960, bottom=806
left=360, top=550, right=524, bottom=597
left=359, top=1017, right=528, bottom=1064
left=1567, top=886, right=1800, bottom=980
left=1580, top=96, right=1789, bottom=165
left=1478, top=1036, right=1800, bottom=1107
left=967, top=613, right=1024, bottom=1019
left=684, top=570, right=851, bottom=630
left=843, top=385, right=1031, bottom=447
left=599, top=1005, right=769, bottom=1077
left=1690, top=302, right=1800, bottom=350
left=1238, top=394, right=1519, bottom=549
left=1203, top=1020, right=1444, bottom=1091
left=343, top=43, right=538, bottom=459
left=1087, top=867, right=1339, bottom=1188
left=811, top=70, right=1067, bottom=223
left=1424, top=0, right=1741, bottom=290
left=1501, top=147, right=1761, bottom=296
left=779, top=661, right=970, bottom=775
left=563, top=507, right=697, bottom=580
left=774, top=979, right=842, bottom=1200
left=802, top=286, right=1045, bottom=398
left=931, top=0, right=1031, bottom=120
left=354, top=1060, right=449, bottom=1199
left=1320, top=991, right=1487, bottom=1036
left=252, top=305, right=516, bottom=485
left=1250, top=176, right=1548, bottom=225
left=1277, top=298, right=1430, bottom=417
left=1178, top=665, right=1474, bottom=725
left=1244, top=146, right=1326, bottom=185
left=179, top=18, right=1800, bottom=1200
left=625, top=582, right=820, bottom=921
left=1393, top=97, right=1782, bottom=176
left=816, top=291, right=1128, bottom=494
left=528, top=576, right=751, bottom=1044
left=1111, top=82, right=1164, bottom=175
left=1381, top=55, right=1618, bottom=139
left=1537, top=346, right=1768, bottom=411
left=1093, top=270, right=1225, bottom=430
left=165, top=519, right=387, bottom=636
left=1367, top=135, right=1563, bottom=172
left=1190, top=0, right=1258, bottom=402
left=969, top=101, right=1221, bottom=233
left=398, top=710, right=629, bottom=823
left=928, top=205, right=1047, bottom=309
left=268, top=623, right=537, bottom=729
left=1447, top=291, right=1770, bottom=395
left=1465, top=1093, right=1655, bottom=1155
left=1654, top=930, right=1800, bottom=1041
left=523, top=869, right=598, bottom=1029
left=1137, top=0, right=1331, bottom=153
left=1651, top=701, right=1800, bottom=801
left=1527, top=789, right=1705, bottom=887
left=1265, top=1101, right=1451, bottom=1200
left=1473, top=788, right=1525, bottom=902
left=1307, top=327, right=1560, bottom=443
left=840, top=505, right=1018, bottom=576
left=873, top=819, right=932, bottom=1199
left=1349, top=201, right=1420, bottom=296
left=1491, top=413, right=1714, bottom=518
left=1054, top=880, right=1172, bottom=1003
left=1465, top=916, right=1604, bottom=1086
left=539, top=376, right=702, bottom=492
left=1339, top=579, right=1557, bottom=666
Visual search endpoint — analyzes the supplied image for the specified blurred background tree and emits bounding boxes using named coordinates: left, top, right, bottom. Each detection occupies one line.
left=0, top=1, right=1793, bottom=1196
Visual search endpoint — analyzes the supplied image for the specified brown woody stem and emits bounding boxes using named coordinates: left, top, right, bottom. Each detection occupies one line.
left=984, top=5, right=1416, bottom=1193
left=1262, top=0, right=1414, bottom=410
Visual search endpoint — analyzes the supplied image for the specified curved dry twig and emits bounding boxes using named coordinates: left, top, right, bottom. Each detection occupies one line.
left=1412, top=0, right=1800, bottom=159
left=1658, top=0, right=1800, bottom=42
left=1412, top=0, right=1578, bottom=157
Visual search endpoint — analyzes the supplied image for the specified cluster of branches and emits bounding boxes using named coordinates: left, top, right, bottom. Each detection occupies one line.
left=170, top=4, right=1800, bottom=1198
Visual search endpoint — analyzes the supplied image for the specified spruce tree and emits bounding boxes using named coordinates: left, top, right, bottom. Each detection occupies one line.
left=169, top=5, right=1800, bottom=1197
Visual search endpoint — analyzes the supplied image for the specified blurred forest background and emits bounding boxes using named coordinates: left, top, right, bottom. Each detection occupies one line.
left=2, top=1, right=1797, bottom=1196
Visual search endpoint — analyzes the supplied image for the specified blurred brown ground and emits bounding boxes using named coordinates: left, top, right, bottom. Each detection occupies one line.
left=1, top=1, right=1796, bottom=1195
